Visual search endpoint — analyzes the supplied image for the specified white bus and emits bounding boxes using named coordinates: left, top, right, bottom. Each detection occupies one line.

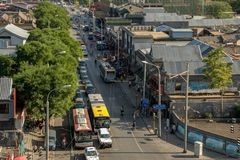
left=98, top=61, right=116, bottom=82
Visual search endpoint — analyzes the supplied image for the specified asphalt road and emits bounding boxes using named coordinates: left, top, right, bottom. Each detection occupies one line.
left=65, top=6, right=226, bottom=160
left=69, top=11, right=179, bottom=160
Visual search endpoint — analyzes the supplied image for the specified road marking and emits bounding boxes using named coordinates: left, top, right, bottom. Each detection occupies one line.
left=131, top=131, right=143, bottom=153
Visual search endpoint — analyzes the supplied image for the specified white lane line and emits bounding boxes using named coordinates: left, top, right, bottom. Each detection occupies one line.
left=131, top=130, right=144, bottom=153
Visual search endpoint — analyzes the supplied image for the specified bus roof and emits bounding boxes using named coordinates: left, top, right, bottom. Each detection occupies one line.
left=99, top=61, right=115, bottom=71
left=88, top=94, right=104, bottom=103
left=92, top=105, right=110, bottom=118
left=73, top=108, right=92, bottom=132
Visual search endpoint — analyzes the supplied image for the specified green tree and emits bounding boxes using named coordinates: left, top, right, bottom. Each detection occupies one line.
left=229, top=0, right=240, bottom=13
left=13, top=29, right=81, bottom=121
left=0, top=55, right=16, bottom=77
left=14, top=64, right=77, bottom=120
left=203, top=47, right=232, bottom=117
left=34, top=2, right=70, bottom=30
left=205, top=1, right=233, bottom=18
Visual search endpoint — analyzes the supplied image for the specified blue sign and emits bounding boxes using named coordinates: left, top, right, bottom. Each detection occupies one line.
left=153, top=104, right=166, bottom=110
left=141, top=98, right=149, bottom=108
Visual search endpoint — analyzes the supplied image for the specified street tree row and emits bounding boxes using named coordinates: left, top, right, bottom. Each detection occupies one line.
left=0, top=2, right=82, bottom=122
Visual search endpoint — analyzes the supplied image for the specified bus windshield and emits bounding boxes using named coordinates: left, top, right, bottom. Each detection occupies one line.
left=95, top=118, right=110, bottom=128
left=106, top=71, right=116, bottom=79
left=75, top=132, right=92, bottom=141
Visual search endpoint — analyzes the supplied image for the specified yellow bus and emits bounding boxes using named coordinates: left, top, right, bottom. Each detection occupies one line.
left=90, top=103, right=111, bottom=131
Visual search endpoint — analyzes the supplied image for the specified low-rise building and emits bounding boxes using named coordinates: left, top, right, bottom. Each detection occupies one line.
left=0, top=23, right=29, bottom=56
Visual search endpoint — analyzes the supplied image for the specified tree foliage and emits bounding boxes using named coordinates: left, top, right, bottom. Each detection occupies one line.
left=12, top=28, right=81, bottom=120
left=203, top=47, right=232, bottom=91
left=34, top=2, right=70, bottom=29
left=0, top=55, right=16, bottom=76
left=205, top=1, right=233, bottom=18
left=0, top=2, right=82, bottom=121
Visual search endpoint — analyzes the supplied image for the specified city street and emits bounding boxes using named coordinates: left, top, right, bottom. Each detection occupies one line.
left=71, top=15, right=222, bottom=159
left=57, top=6, right=232, bottom=160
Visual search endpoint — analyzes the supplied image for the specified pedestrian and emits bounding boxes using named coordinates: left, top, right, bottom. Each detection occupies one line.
left=120, top=75, right=123, bottom=82
left=33, top=145, right=38, bottom=153
left=128, top=81, right=132, bottom=87
left=120, top=106, right=124, bottom=116
left=171, top=124, right=176, bottom=134
left=133, top=112, right=136, bottom=120
left=132, top=120, right=136, bottom=130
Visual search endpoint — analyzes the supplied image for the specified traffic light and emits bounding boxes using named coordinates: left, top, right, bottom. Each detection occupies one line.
left=230, top=125, right=234, bottom=133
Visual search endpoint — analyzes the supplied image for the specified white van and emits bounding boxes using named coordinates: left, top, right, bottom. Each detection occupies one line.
left=97, top=128, right=112, bottom=148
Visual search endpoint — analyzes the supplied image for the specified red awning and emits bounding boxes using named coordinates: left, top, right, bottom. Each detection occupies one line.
left=14, top=156, right=27, bottom=160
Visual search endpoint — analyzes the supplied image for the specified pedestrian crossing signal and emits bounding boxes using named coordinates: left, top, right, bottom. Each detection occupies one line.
left=230, top=125, right=234, bottom=133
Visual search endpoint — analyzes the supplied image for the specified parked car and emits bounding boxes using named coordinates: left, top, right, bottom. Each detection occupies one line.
left=86, top=83, right=96, bottom=95
left=88, top=32, right=94, bottom=40
left=75, top=101, right=86, bottom=108
left=79, top=60, right=86, bottom=67
left=84, top=147, right=99, bottom=160
left=97, top=128, right=112, bottom=148
left=81, top=75, right=89, bottom=84
left=44, top=129, right=56, bottom=151
left=83, top=25, right=89, bottom=32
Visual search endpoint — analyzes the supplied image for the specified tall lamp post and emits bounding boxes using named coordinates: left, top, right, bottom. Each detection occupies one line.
left=142, top=61, right=161, bottom=137
left=169, top=63, right=189, bottom=153
left=46, top=84, right=71, bottom=160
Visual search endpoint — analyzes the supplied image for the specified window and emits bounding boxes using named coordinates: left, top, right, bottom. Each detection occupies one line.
left=175, top=83, right=182, bottom=91
left=0, top=103, right=9, bottom=114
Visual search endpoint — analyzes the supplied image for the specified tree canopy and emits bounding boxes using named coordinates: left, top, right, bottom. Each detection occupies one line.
left=203, top=47, right=232, bottom=91
left=12, top=28, right=82, bottom=120
left=0, top=2, right=83, bottom=121
left=205, top=1, right=233, bottom=18
left=34, top=2, right=70, bottom=29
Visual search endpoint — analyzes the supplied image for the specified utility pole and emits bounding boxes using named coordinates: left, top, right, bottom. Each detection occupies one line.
left=169, top=63, right=189, bottom=153
left=117, top=32, right=119, bottom=60
left=183, top=63, right=189, bottom=153
left=143, top=63, right=146, bottom=99
left=157, top=67, right=161, bottom=137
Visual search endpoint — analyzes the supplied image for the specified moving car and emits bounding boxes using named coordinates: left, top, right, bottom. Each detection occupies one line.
left=84, top=147, right=99, bottom=160
left=97, top=128, right=112, bottom=148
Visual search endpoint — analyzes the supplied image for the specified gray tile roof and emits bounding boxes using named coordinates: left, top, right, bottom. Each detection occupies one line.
left=170, top=28, right=193, bottom=32
left=0, top=24, right=29, bottom=39
left=143, top=7, right=165, bottom=13
left=187, top=39, right=214, bottom=56
left=155, top=24, right=173, bottom=32
left=164, top=60, right=240, bottom=75
left=189, top=18, right=240, bottom=27
left=144, top=13, right=187, bottom=22
left=163, top=61, right=205, bottom=75
left=0, top=77, right=13, bottom=100
left=150, top=44, right=202, bottom=62
left=231, top=61, right=240, bottom=75
left=133, top=43, right=152, bottom=51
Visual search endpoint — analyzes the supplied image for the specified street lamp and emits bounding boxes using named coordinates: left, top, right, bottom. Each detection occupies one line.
left=169, top=63, right=189, bottom=153
left=142, top=60, right=161, bottom=137
left=46, top=84, right=71, bottom=160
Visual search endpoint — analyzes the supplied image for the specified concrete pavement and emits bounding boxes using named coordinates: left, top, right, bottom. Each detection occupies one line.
left=119, top=82, right=235, bottom=160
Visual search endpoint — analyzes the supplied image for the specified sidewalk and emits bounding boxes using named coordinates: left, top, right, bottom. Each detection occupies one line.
left=119, top=82, right=234, bottom=160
